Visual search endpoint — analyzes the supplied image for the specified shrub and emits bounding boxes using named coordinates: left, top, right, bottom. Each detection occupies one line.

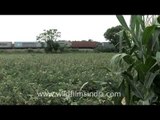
left=27, top=48, right=34, bottom=53
left=95, top=45, right=116, bottom=52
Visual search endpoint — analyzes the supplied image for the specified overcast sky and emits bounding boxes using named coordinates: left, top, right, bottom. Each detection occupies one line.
left=0, top=15, right=130, bottom=43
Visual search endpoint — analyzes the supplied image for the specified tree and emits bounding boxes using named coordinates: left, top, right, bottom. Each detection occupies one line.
left=88, top=39, right=93, bottom=41
left=104, top=25, right=123, bottom=51
left=36, top=29, right=61, bottom=53
left=53, top=42, right=60, bottom=52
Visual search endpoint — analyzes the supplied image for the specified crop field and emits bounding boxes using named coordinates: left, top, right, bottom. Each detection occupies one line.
left=0, top=53, right=120, bottom=105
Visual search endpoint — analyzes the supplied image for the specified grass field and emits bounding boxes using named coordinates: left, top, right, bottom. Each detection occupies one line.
left=0, top=53, right=120, bottom=105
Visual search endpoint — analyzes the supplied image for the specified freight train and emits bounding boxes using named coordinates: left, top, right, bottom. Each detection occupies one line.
left=0, top=41, right=113, bottom=49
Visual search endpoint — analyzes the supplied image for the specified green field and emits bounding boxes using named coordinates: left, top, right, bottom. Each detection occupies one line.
left=0, top=53, right=120, bottom=105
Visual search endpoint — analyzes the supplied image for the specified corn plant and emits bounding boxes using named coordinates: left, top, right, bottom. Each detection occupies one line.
left=109, top=15, right=160, bottom=105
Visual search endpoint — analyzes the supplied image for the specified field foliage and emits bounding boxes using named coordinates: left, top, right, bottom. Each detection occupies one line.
left=0, top=53, right=118, bottom=105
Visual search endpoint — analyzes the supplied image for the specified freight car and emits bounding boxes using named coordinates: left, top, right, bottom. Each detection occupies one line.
left=57, top=40, right=72, bottom=47
left=71, top=41, right=99, bottom=49
left=14, top=42, right=42, bottom=49
left=0, top=42, right=12, bottom=49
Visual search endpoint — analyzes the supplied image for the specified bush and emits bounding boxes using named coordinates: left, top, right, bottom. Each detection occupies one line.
left=44, top=47, right=52, bottom=53
left=71, top=49, right=79, bottom=52
left=94, top=45, right=116, bottom=52
left=52, top=42, right=60, bottom=52
left=59, top=46, right=65, bottom=52
left=0, top=50, right=5, bottom=53
left=27, top=48, right=34, bottom=53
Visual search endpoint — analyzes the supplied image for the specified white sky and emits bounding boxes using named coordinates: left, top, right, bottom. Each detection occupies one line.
left=0, top=15, right=130, bottom=43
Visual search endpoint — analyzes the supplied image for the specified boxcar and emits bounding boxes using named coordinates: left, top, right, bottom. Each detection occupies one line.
left=0, top=42, right=12, bottom=48
left=71, top=41, right=98, bottom=49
